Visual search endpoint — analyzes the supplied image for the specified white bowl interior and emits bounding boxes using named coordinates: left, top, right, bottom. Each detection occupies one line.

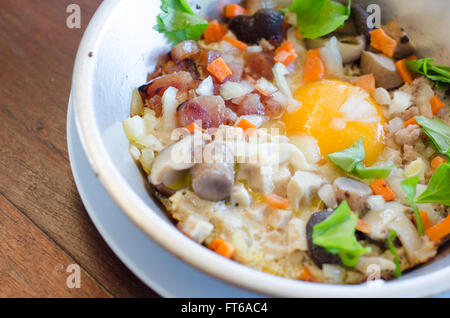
left=73, top=0, right=450, bottom=296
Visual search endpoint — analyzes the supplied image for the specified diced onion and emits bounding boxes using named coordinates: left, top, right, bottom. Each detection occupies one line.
left=130, top=88, right=144, bottom=117
left=318, top=184, right=337, bottom=208
left=139, top=148, right=155, bottom=174
left=319, top=36, right=343, bottom=77
left=255, top=77, right=278, bottom=96
left=220, top=81, right=254, bottom=100
left=247, top=45, right=263, bottom=53
left=367, top=195, right=386, bottom=211
left=404, top=157, right=424, bottom=179
left=389, top=91, right=412, bottom=115
left=322, top=264, right=345, bottom=284
left=123, top=115, right=147, bottom=141
left=161, top=86, right=178, bottom=132
left=273, top=62, right=292, bottom=98
left=129, top=145, right=141, bottom=161
left=373, top=87, right=391, bottom=106
left=196, top=76, right=214, bottom=96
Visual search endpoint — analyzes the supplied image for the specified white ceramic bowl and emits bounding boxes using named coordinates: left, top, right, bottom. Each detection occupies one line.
left=72, top=0, right=450, bottom=297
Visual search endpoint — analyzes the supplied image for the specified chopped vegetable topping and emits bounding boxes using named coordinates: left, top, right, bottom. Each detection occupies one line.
left=204, top=20, right=227, bottom=44
left=431, top=156, right=446, bottom=171
left=327, top=138, right=395, bottom=179
left=284, top=0, right=352, bottom=39
left=207, top=57, right=232, bottom=82
left=426, top=214, right=450, bottom=242
left=430, top=96, right=445, bottom=115
left=356, top=218, right=372, bottom=234
left=304, top=49, right=326, bottom=82
left=414, top=116, right=450, bottom=157
left=224, top=4, right=247, bottom=19
left=400, top=176, right=424, bottom=235
left=154, top=0, right=209, bottom=44
left=370, top=179, right=396, bottom=202
left=235, top=118, right=257, bottom=136
left=185, top=122, right=204, bottom=133
left=274, top=41, right=298, bottom=66
left=413, top=210, right=432, bottom=231
left=354, top=74, right=376, bottom=94
left=395, top=58, right=416, bottom=84
left=370, top=28, right=398, bottom=58
left=299, top=266, right=317, bottom=282
left=416, top=163, right=450, bottom=206
left=208, top=239, right=236, bottom=258
left=312, top=201, right=370, bottom=267
left=387, top=230, right=402, bottom=277
left=404, top=117, right=418, bottom=128
left=406, top=58, right=450, bottom=91
left=223, top=35, right=248, bottom=51
left=265, top=193, right=289, bottom=210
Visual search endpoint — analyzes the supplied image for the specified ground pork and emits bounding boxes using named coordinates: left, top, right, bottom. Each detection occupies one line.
left=402, top=144, right=417, bottom=165
left=399, top=106, right=420, bottom=121
left=394, top=124, right=421, bottom=146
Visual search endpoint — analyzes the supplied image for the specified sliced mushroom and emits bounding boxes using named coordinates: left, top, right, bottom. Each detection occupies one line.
left=306, top=210, right=342, bottom=268
left=333, top=177, right=372, bottom=214
left=149, top=133, right=202, bottom=188
left=360, top=51, right=403, bottom=89
left=382, top=20, right=416, bottom=59
left=351, top=2, right=374, bottom=42
left=306, top=35, right=366, bottom=64
left=190, top=141, right=235, bottom=201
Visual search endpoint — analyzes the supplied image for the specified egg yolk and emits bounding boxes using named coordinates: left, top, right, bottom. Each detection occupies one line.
left=283, top=79, right=386, bottom=165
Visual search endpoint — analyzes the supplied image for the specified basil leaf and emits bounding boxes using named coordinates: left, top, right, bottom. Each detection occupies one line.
left=400, top=176, right=424, bottom=235
left=286, top=0, right=352, bottom=39
left=416, top=163, right=450, bottom=206
left=312, top=201, right=370, bottom=267
left=154, top=0, right=209, bottom=44
left=406, top=59, right=450, bottom=91
left=387, top=230, right=402, bottom=277
left=327, top=138, right=395, bottom=179
left=415, top=116, right=450, bottom=157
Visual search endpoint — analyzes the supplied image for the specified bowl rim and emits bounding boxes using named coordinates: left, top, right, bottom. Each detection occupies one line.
left=72, top=0, right=450, bottom=297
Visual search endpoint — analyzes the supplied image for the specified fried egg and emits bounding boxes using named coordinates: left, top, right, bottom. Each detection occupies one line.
left=283, top=79, right=386, bottom=165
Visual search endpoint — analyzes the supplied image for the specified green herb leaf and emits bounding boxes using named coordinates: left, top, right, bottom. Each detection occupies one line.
left=414, top=116, right=450, bottom=157
left=400, top=176, right=424, bottom=235
left=406, top=59, right=450, bottom=91
left=285, top=0, right=352, bottom=39
left=327, top=138, right=395, bottom=179
left=387, top=230, right=402, bottom=277
left=312, top=201, right=370, bottom=267
left=416, top=163, right=450, bottom=206
left=154, top=0, right=209, bottom=44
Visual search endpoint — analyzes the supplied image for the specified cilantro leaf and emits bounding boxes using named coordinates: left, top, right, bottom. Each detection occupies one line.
left=327, top=138, right=395, bottom=179
left=285, top=0, right=352, bottom=39
left=312, top=201, right=370, bottom=267
left=416, top=163, right=450, bottom=206
left=154, top=0, right=209, bottom=44
left=406, top=58, right=450, bottom=91
left=387, top=230, right=402, bottom=277
left=400, top=176, right=424, bottom=235
left=415, top=116, right=450, bottom=157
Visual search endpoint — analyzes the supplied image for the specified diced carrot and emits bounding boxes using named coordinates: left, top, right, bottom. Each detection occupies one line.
left=223, top=35, right=248, bottom=51
left=430, top=96, right=444, bottom=115
left=207, top=57, right=232, bottom=82
left=224, top=4, right=247, bottom=19
left=204, top=20, right=227, bottom=44
left=413, top=210, right=432, bottom=231
left=354, top=74, right=376, bottom=94
left=370, top=28, right=398, bottom=58
left=304, top=49, right=326, bottom=82
left=356, top=219, right=373, bottom=234
left=299, top=266, right=317, bottom=282
left=275, top=41, right=295, bottom=55
left=395, top=58, right=415, bottom=84
left=274, top=50, right=298, bottom=66
left=185, top=122, right=204, bottom=133
left=265, top=193, right=289, bottom=210
left=370, top=179, right=396, bottom=201
left=431, top=156, right=446, bottom=171
left=208, top=239, right=236, bottom=258
left=426, top=214, right=450, bottom=242
left=235, top=118, right=256, bottom=136
left=404, top=117, right=418, bottom=127
left=295, top=29, right=303, bottom=40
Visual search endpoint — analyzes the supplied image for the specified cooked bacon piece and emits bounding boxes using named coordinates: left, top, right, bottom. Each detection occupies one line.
left=260, top=94, right=284, bottom=118
left=161, top=59, right=199, bottom=78
left=225, top=58, right=244, bottom=82
left=176, top=96, right=230, bottom=129
left=171, top=40, right=200, bottom=62
left=244, top=52, right=274, bottom=81
left=230, top=93, right=265, bottom=116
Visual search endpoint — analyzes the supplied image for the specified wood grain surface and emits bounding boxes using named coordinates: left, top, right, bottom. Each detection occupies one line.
left=0, top=0, right=158, bottom=297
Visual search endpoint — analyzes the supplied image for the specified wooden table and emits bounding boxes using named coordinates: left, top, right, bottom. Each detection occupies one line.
left=0, top=0, right=158, bottom=297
